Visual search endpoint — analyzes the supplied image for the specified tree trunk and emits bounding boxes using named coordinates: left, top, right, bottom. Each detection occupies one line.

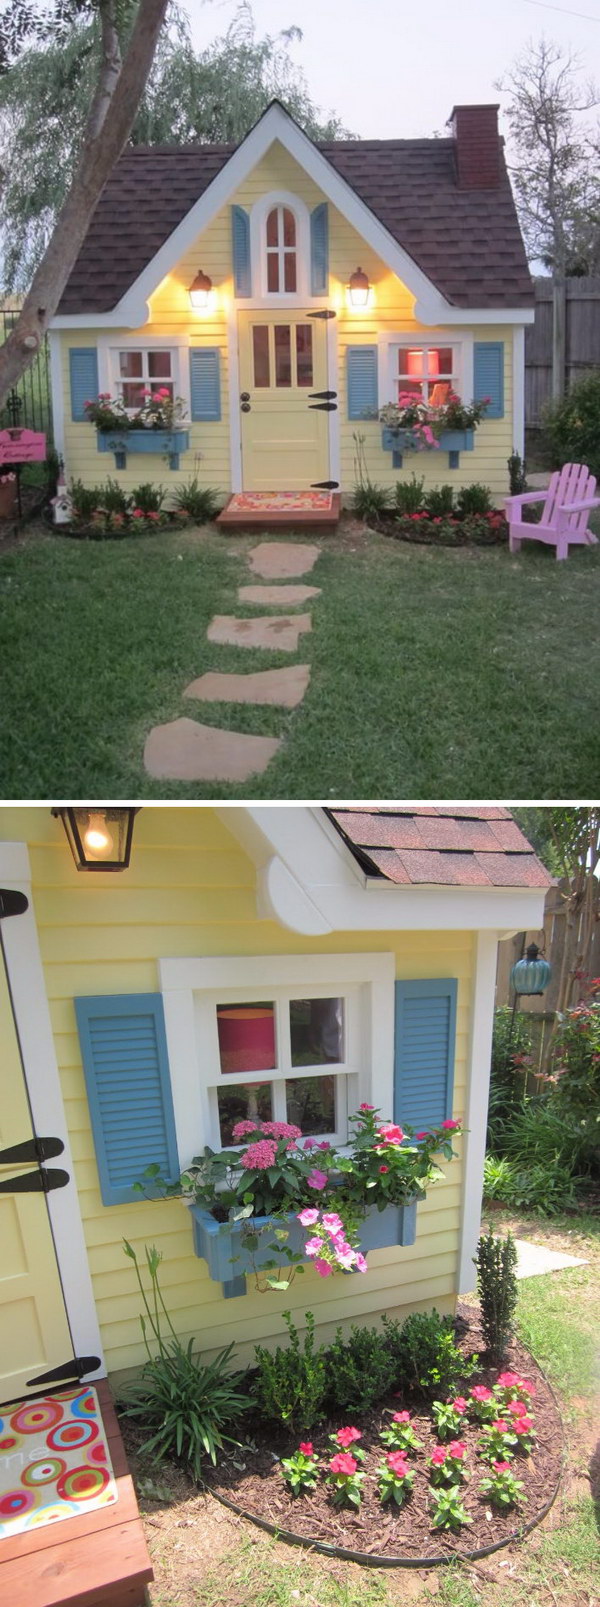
left=0, top=0, right=169, bottom=409
left=551, top=274, right=566, bottom=400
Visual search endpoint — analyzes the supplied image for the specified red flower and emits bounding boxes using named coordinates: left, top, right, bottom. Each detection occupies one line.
left=386, top=1451, right=409, bottom=1473
left=431, top=1446, right=447, bottom=1465
left=448, top=1440, right=467, bottom=1459
left=377, top=1123, right=404, bottom=1145
left=452, top=1398, right=468, bottom=1414
left=393, top=1411, right=411, bottom=1423
left=299, top=1442, right=313, bottom=1455
left=329, top=1452, right=357, bottom=1475
left=379, top=1164, right=389, bottom=1173
left=513, top=1415, right=533, bottom=1433
left=493, top=1460, right=512, bottom=1473
left=471, top=1386, right=493, bottom=1402
left=336, top=1426, right=361, bottom=1447
left=442, top=1119, right=460, bottom=1130
left=415, top=1131, right=429, bottom=1139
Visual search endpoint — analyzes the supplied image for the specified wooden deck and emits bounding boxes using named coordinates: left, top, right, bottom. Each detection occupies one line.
left=216, top=493, right=341, bottom=529
left=0, top=1380, right=152, bottom=1607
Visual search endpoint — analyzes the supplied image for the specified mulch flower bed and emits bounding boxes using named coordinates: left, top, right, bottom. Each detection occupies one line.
left=205, top=1308, right=562, bottom=1563
left=372, top=512, right=508, bottom=548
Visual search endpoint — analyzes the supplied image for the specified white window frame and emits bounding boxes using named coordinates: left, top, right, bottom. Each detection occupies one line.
left=112, top=346, right=176, bottom=414
left=97, top=334, right=191, bottom=419
left=250, top=189, right=311, bottom=302
left=377, top=331, right=473, bottom=411
left=159, top=952, right=395, bottom=1166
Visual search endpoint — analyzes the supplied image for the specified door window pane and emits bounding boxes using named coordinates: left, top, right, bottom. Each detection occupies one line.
left=119, top=351, right=143, bottom=377
left=286, top=1075, right=336, bottom=1135
left=296, top=325, right=313, bottom=387
left=266, top=208, right=279, bottom=247
left=289, top=998, right=344, bottom=1065
left=217, top=1002, right=276, bottom=1073
left=274, top=325, right=292, bottom=387
left=148, top=350, right=172, bottom=378
left=283, top=253, right=297, bottom=292
left=252, top=326, right=270, bottom=387
left=267, top=253, right=280, bottom=292
left=218, top=1082, right=273, bottom=1146
left=283, top=209, right=296, bottom=246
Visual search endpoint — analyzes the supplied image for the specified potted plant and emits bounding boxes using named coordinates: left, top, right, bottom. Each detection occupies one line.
left=84, top=390, right=190, bottom=470
left=380, top=392, right=490, bottom=467
left=135, top=1109, right=462, bottom=1299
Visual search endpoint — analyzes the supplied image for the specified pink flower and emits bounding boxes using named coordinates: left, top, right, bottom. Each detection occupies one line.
left=431, top=1446, right=447, bottom=1465
left=329, top=1452, right=357, bottom=1474
left=232, top=1120, right=258, bottom=1140
left=452, top=1398, right=468, bottom=1414
left=515, top=1378, right=535, bottom=1397
left=507, top=1400, right=529, bottom=1416
left=304, top=1236, right=325, bottom=1256
left=471, top=1386, right=493, bottom=1402
left=132, top=508, right=144, bottom=518
left=448, top=1441, right=467, bottom=1459
left=393, top=1411, right=411, bottom=1423
left=415, top=1131, right=429, bottom=1139
left=386, top=1451, right=409, bottom=1474
left=336, top=1427, right=362, bottom=1447
left=307, top=1168, right=328, bottom=1190
left=359, top=1103, right=374, bottom=1111
left=240, top=1139, right=278, bottom=1170
left=493, top=1461, right=512, bottom=1473
left=299, top=1442, right=313, bottom=1455
left=442, top=1119, right=460, bottom=1131
left=377, top=1123, right=404, bottom=1145
left=513, top=1415, right=533, bottom=1433
left=314, top=1258, right=333, bottom=1276
left=260, top=1121, right=302, bottom=1139
left=303, top=1138, right=316, bottom=1150
left=492, top=1420, right=511, bottom=1433
left=298, top=1207, right=320, bottom=1226
left=316, top=1141, right=331, bottom=1150
left=496, top=1372, right=520, bottom=1388
left=322, top=1213, right=344, bottom=1236
left=354, top=1251, right=368, bottom=1272
left=379, top=1165, right=389, bottom=1174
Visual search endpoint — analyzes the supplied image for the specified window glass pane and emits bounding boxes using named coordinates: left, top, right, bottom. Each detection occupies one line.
left=428, top=381, right=452, bottom=406
left=289, top=998, right=343, bottom=1065
left=296, top=325, right=313, bottom=387
left=253, top=325, right=270, bottom=387
left=266, top=208, right=279, bottom=247
left=148, top=350, right=172, bottom=378
left=216, top=1002, right=276, bottom=1074
left=218, top=1083, right=273, bottom=1146
left=121, top=381, right=146, bottom=408
left=430, top=347, right=453, bottom=376
left=283, top=252, right=297, bottom=292
left=119, top=351, right=143, bottom=378
left=267, top=252, right=279, bottom=292
left=396, top=379, right=423, bottom=400
left=286, top=1075, right=336, bottom=1135
left=398, top=348, right=425, bottom=378
left=274, top=325, right=292, bottom=387
left=283, top=208, right=296, bottom=246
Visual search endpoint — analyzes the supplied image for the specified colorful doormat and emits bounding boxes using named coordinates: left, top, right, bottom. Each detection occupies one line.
left=226, top=490, right=333, bottom=512
left=0, top=1385, right=118, bottom=1537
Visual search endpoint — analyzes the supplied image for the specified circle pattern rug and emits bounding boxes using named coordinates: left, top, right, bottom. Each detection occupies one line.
left=0, top=1385, right=118, bottom=1536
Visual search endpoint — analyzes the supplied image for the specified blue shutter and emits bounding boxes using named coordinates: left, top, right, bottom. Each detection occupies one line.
left=231, top=205, right=251, bottom=296
left=394, top=979, right=458, bottom=1132
left=74, top=994, right=179, bottom=1206
left=473, top=341, right=504, bottom=419
left=69, top=347, right=99, bottom=421
left=189, top=348, right=221, bottom=422
left=310, top=203, right=329, bottom=295
left=347, top=346, right=378, bottom=419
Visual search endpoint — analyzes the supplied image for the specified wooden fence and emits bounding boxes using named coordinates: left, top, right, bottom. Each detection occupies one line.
left=525, top=276, right=600, bottom=427
left=495, top=878, right=600, bottom=1073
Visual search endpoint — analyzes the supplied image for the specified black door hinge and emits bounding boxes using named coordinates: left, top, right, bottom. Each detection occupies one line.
left=27, top=1355, right=102, bottom=1389
left=0, top=1166, right=70, bottom=1194
left=308, top=390, right=337, bottom=401
left=309, top=402, right=337, bottom=411
left=311, top=481, right=340, bottom=490
left=308, top=309, right=336, bottom=319
left=0, top=1136, right=64, bottom=1166
left=0, top=889, right=28, bottom=918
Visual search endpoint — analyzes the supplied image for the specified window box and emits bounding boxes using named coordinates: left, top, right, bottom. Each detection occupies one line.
left=189, top=1197, right=418, bottom=1299
left=381, top=426, right=474, bottom=470
left=96, top=428, right=190, bottom=470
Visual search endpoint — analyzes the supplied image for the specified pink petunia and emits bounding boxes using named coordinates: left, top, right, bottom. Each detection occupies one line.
left=314, top=1258, right=333, bottom=1276
left=298, top=1207, right=320, bottom=1227
left=329, top=1452, right=357, bottom=1474
left=322, top=1213, right=344, bottom=1235
left=307, top=1168, right=328, bottom=1189
left=336, top=1427, right=362, bottom=1446
left=304, top=1236, right=325, bottom=1256
left=354, top=1251, right=368, bottom=1273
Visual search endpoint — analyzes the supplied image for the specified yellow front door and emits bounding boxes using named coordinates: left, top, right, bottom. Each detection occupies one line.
left=238, top=311, right=331, bottom=490
left=0, top=942, right=72, bottom=1403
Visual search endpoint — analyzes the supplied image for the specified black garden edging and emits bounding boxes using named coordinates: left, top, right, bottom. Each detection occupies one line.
left=208, top=1358, right=565, bottom=1571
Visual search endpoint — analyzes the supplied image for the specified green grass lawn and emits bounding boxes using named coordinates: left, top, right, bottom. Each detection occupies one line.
left=1, top=521, right=599, bottom=798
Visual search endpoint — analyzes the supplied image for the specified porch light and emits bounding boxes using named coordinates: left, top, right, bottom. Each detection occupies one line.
left=52, top=808, right=139, bottom=871
left=348, top=266, right=371, bottom=308
left=189, top=268, right=213, bottom=309
left=510, top=943, right=552, bottom=997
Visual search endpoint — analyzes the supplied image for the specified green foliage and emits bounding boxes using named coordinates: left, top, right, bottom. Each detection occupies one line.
left=68, top=478, right=102, bottom=520
left=376, top=1455, right=415, bottom=1505
left=543, top=371, right=600, bottom=480
left=507, top=450, right=528, bottom=495
left=325, top=1323, right=397, bottom=1414
left=429, top=1483, right=472, bottom=1530
left=483, top=1152, right=582, bottom=1214
left=280, top=1444, right=319, bottom=1495
left=101, top=477, right=130, bottom=515
left=456, top=482, right=493, bottom=516
left=474, top=1228, right=518, bottom=1365
left=550, top=982, right=600, bottom=1165
left=382, top=1309, right=469, bottom=1399
left=480, top=1463, right=526, bottom=1508
left=487, top=1005, right=532, bottom=1148
left=171, top=478, right=221, bottom=523
left=253, top=1310, right=327, bottom=1435
left=394, top=474, right=425, bottom=514
left=350, top=480, right=392, bottom=520
left=431, top=1399, right=466, bottom=1441
left=424, top=483, right=455, bottom=517
left=120, top=1241, right=248, bottom=1477
left=130, top=482, right=165, bottom=514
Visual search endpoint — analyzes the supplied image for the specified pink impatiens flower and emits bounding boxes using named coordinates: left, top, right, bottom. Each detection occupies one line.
left=506, top=1400, right=529, bottom=1416
left=512, top=1415, right=534, bottom=1433
left=240, top=1139, right=278, bottom=1170
left=448, top=1440, right=467, bottom=1460
left=492, top=1419, right=511, bottom=1433
left=307, top=1168, right=328, bottom=1190
left=329, top=1452, right=357, bottom=1474
left=496, top=1372, right=521, bottom=1389
left=298, top=1207, right=320, bottom=1227
left=299, top=1442, right=313, bottom=1455
left=336, top=1426, right=362, bottom=1447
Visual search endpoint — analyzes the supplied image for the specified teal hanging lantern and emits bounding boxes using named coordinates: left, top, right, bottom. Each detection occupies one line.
left=510, top=943, right=552, bottom=997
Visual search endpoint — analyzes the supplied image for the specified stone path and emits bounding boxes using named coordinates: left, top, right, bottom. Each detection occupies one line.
left=143, top=540, right=321, bottom=783
left=514, top=1238, right=588, bottom=1279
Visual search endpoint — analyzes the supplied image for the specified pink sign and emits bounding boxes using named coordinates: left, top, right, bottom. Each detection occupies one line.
left=0, top=427, right=46, bottom=464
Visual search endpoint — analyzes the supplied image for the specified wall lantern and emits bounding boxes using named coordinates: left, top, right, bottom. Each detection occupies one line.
left=510, top=942, right=552, bottom=997
left=348, top=266, right=371, bottom=308
left=189, top=269, right=213, bottom=309
left=52, top=808, right=139, bottom=871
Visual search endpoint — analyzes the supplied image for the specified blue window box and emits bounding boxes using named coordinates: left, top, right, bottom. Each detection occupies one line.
left=381, top=426, right=474, bottom=469
left=97, top=428, right=190, bottom=470
left=189, top=1197, right=418, bottom=1299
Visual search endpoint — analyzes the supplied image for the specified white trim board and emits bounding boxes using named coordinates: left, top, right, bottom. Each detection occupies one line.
left=512, top=326, right=526, bottom=458
left=457, top=929, right=499, bottom=1293
left=0, top=842, right=105, bottom=1379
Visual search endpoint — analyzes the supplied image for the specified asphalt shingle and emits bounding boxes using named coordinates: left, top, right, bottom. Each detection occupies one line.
left=327, top=809, right=553, bottom=890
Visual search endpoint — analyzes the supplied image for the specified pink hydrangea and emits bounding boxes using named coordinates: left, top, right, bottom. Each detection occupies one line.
left=240, top=1139, right=278, bottom=1170
left=329, top=1452, right=357, bottom=1474
left=307, top=1168, right=328, bottom=1190
left=298, top=1207, right=320, bottom=1227
left=260, top=1121, right=302, bottom=1139
left=336, top=1426, right=361, bottom=1446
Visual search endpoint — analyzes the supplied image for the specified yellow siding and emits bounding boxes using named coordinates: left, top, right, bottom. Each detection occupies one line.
left=0, top=807, right=473, bottom=1384
left=59, top=139, right=517, bottom=501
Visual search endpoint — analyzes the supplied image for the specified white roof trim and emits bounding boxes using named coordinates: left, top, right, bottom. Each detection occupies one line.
left=215, top=806, right=548, bottom=935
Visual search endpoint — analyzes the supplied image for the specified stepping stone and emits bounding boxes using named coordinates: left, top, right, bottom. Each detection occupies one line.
left=144, top=718, right=281, bottom=782
left=513, top=1238, right=588, bottom=1279
left=207, top=614, right=312, bottom=652
left=184, top=665, right=311, bottom=707
left=247, top=541, right=320, bottom=579
left=237, top=583, right=321, bottom=606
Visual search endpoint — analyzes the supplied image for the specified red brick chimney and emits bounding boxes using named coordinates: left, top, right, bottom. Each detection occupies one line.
left=450, top=104, right=501, bottom=188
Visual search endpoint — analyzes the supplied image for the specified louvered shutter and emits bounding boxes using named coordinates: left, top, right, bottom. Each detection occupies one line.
left=69, top=347, right=99, bottom=421
left=75, top=994, right=179, bottom=1206
left=473, top=341, right=504, bottom=419
left=189, top=348, right=221, bottom=421
left=310, top=203, right=329, bottom=295
left=231, top=205, right=251, bottom=296
left=393, top=979, right=458, bottom=1131
left=346, top=345, right=378, bottom=419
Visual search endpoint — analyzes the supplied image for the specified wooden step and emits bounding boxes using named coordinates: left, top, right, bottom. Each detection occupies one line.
left=217, top=492, right=340, bottom=528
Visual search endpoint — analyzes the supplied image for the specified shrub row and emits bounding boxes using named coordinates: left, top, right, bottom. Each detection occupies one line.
left=69, top=475, right=221, bottom=530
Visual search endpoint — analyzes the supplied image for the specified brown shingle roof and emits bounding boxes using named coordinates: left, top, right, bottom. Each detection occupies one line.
left=57, top=134, right=532, bottom=314
left=327, top=809, right=552, bottom=889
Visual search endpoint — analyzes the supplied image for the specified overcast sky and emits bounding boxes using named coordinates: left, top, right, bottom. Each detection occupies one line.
left=186, top=0, right=600, bottom=139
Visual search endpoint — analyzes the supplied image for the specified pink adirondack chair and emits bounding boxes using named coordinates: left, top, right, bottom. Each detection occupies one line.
left=505, top=462, right=600, bottom=561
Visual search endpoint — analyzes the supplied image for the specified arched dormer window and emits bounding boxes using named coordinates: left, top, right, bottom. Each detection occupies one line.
left=266, top=205, right=297, bottom=293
